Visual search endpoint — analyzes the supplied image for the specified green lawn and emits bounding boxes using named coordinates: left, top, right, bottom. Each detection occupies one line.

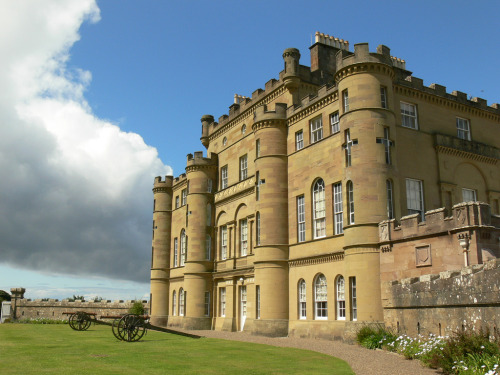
left=0, top=324, right=354, bottom=374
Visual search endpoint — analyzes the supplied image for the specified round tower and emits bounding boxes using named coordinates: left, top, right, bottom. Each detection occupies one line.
left=252, top=103, right=289, bottom=336
left=334, top=43, right=398, bottom=321
left=183, top=151, right=218, bottom=329
left=150, top=175, right=173, bottom=327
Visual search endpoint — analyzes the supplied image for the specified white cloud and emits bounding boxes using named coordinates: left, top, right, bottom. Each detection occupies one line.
left=0, top=1, right=171, bottom=283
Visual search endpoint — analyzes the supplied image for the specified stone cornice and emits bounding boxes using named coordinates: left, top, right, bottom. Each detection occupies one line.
left=335, top=62, right=395, bottom=83
left=394, top=85, right=500, bottom=121
left=252, top=118, right=286, bottom=132
left=289, top=251, right=344, bottom=268
left=185, top=164, right=218, bottom=173
left=208, top=86, right=287, bottom=142
left=287, top=92, right=338, bottom=127
left=152, top=186, right=171, bottom=193
left=214, top=176, right=256, bottom=204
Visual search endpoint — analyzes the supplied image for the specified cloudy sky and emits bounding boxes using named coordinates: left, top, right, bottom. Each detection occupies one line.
left=0, top=0, right=499, bottom=300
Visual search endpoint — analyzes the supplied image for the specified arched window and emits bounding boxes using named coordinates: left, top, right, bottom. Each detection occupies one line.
left=347, top=181, right=354, bottom=225
left=336, top=276, right=346, bottom=320
left=179, top=288, right=185, bottom=316
left=205, top=234, right=211, bottom=260
left=180, top=230, right=187, bottom=266
left=172, top=290, right=177, bottom=316
left=313, top=179, right=326, bottom=238
left=386, top=180, right=394, bottom=219
left=298, top=279, right=306, bottom=319
left=314, top=274, right=327, bottom=319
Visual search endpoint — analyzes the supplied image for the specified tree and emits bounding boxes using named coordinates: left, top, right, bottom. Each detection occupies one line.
left=0, top=290, right=11, bottom=303
left=129, top=301, right=145, bottom=315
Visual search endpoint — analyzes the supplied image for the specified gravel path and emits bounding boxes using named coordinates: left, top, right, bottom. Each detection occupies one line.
left=179, top=329, right=441, bottom=375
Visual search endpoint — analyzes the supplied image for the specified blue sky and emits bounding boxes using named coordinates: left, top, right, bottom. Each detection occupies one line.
left=1, top=0, right=499, bottom=301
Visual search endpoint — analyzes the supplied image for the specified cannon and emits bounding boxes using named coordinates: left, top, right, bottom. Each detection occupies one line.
left=64, top=311, right=149, bottom=342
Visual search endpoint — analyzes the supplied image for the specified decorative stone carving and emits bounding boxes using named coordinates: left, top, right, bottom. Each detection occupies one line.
left=415, top=245, right=432, bottom=267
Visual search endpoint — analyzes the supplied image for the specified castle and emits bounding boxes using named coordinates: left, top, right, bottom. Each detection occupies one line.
left=150, top=32, right=500, bottom=339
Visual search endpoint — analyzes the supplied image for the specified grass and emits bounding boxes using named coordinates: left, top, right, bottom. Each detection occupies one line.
left=0, top=324, right=354, bottom=375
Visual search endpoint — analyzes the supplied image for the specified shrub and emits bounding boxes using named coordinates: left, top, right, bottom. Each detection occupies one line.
left=356, top=325, right=397, bottom=350
left=434, top=329, right=500, bottom=374
left=129, top=301, right=145, bottom=315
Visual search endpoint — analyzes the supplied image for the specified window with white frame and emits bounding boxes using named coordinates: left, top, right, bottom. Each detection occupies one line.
left=344, top=129, right=357, bottom=167
left=406, top=178, right=424, bottom=220
left=330, top=111, right=340, bottom=134
left=204, top=291, right=210, bottom=316
left=220, top=225, right=227, bottom=260
left=456, top=117, right=471, bottom=141
left=179, top=288, right=185, bottom=316
left=172, top=290, right=177, bottom=316
left=343, top=89, right=349, bottom=112
left=174, top=237, right=178, bottom=267
left=400, top=102, right=418, bottom=129
left=205, top=234, right=211, bottom=260
left=299, top=279, right=306, bottom=319
left=221, top=165, right=228, bottom=189
left=462, top=188, right=477, bottom=202
left=350, top=277, right=357, bottom=321
left=256, top=212, right=261, bottom=245
left=313, top=179, right=326, bottom=238
left=314, top=274, right=328, bottom=319
left=256, top=285, right=260, bottom=319
left=333, top=182, right=343, bottom=234
left=347, top=181, right=354, bottom=225
left=295, top=130, right=304, bottom=150
left=297, top=195, right=305, bottom=242
left=180, top=230, right=187, bottom=266
left=310, top=116, right=323, bottom=143
left=240, top=219, right=248, bottom=256
left=220, top=288, right=226, bottom=317
left=387, top=180, right=394, bottom=219
left=380, top=86, right=388, bottom=109
left=240, top=155, right=248, bottom=181
left=181, top=189, right=187, bottom=206
left=336, top=276, right=345, bottom=320
left=207, top=179, right=213, bottom=193
left=175, top=196, right=179, bottom=208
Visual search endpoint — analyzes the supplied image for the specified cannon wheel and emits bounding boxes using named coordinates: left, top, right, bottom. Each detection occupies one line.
left=115, top=314, right=147, bottom=342
left=111, top=318, right=122, bottom=340
left=68, top=312, right=92, bottom=331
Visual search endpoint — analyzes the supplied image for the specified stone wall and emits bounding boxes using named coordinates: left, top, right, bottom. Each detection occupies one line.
left=10, top=290, right=149, bottom=321
left=382, top=258, right=500, bottom=337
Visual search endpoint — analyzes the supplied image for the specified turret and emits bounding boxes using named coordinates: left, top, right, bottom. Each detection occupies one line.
left=334, top=42, right=402, bottom=322
left=252, top=103, right=289, bottom=336
left=200, top=115, right=213, bottom=149
left=150, top=175, right=173, bottom=327
left=183, top=151, right=218, bottom=329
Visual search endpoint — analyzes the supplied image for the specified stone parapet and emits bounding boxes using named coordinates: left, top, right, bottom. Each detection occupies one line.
left=11, top=296, right=150, bottom=321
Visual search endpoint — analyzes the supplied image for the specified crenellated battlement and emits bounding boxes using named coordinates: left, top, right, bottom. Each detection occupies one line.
left=153, top=175, right=173, bottom=189
left=253, top=103, right=287, bottom=122
left=396, top=76, right=500, bottom=114
left=186, top=151, right=218, bottom=168
left=314, top=31, right=349, bottom=50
